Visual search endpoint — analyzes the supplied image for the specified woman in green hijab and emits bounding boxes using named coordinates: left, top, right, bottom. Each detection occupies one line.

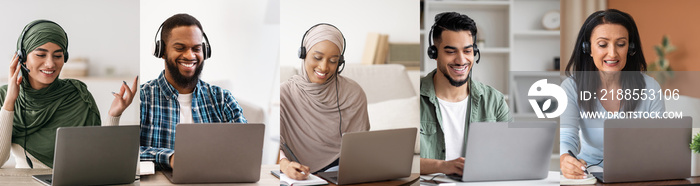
left=0, top=20, right=137, bottom=168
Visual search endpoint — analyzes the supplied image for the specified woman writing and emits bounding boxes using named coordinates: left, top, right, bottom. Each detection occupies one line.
left=559, top=9, right=664, bottom=179
left=279, top=23, right=370, bottom=180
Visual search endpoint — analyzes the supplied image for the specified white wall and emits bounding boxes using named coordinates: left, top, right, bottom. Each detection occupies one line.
left=140, top=0, right=279, bottom=164
left=140, top=0, right=278, bottom=112
left=0, top=0, right=140, bottom=168
left=280, top=0, right=419, bottom=68
left=0, top=0, right=139, bottom=77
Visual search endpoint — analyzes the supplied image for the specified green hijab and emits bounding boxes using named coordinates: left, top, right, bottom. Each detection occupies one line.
left=0, top=20, right=100, bottom=168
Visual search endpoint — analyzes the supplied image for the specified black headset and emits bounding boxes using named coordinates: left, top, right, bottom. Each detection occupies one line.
left=17, top=20, right=69, bottom=73
left=153, top=22, right=211, bottom=60
left=427, top=22, right=480, bottom=64
left=580, top=12, right=636, bottom=56
left=298, top=23, right=346, bottom=74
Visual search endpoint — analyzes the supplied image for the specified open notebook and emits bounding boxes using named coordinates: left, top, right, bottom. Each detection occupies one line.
left=272, top=170, right=328, bottom=186
left=560, top=173, right=597, bottom=185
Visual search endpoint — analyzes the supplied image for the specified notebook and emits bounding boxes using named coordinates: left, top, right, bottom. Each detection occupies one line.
left=560, top=173, right=597, bottom=185
left=272, top=170, right=328, bottom=186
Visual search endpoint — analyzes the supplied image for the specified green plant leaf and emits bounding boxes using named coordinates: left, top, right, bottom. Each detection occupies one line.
left=655, top=45, right=663, bottom=57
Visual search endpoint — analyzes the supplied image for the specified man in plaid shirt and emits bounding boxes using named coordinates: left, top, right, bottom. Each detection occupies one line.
left=139, top=13, right=247, bottom=169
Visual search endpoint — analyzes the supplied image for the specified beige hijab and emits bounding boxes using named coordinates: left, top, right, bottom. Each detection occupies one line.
left=280, top=24, right=370, bottom=173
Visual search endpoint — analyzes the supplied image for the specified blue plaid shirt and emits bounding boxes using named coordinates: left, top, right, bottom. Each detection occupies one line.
left=139, top=71, right=247, bottom=169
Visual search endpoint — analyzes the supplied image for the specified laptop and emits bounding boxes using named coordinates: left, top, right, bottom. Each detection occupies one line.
left=451, top=121, right=556, bottom=182
left=162, top=123, right=265, bottom=184
left=592, top=117, right=692, bottom=183
left=32, top=125, right=139, bottom=186
left=316, top=128, right=416, bottom=185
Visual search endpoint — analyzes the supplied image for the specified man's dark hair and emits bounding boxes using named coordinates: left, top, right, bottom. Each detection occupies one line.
left=161, top=13, right=204, bottom=43
left=432, top=12, right=477, bottom=44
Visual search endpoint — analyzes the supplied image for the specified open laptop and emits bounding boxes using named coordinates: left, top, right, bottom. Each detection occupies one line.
left=32, top=125, right=139, bottom=186
left=449, top=121, right=556, bottom=182
left=592, top=117, right=692, bottom=183
left=316, top=128, right=416, bottom=185
left=162, top=123, right=265, bottom=184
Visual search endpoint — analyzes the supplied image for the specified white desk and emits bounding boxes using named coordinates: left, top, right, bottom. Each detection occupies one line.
left=0, top=164, right=279, bottom=185
left=420, top=171, right=559, bottom=186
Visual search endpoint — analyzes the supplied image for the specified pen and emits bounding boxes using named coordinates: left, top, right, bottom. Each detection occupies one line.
left=567, top=150, right=589, bottom=174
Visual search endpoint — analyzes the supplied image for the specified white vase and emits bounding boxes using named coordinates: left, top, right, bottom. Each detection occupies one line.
left=693, top=153, right=700, bottom=176
left=692, top=129, right=700, bottom=176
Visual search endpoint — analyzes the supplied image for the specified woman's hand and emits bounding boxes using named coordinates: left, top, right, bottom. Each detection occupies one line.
left=3, top=53, right=23, bottom=111
left=560, top=153, right=588, bottom=179
left=280, top=158, right=310, bottom=180
left=108, top=76, right=138, bottom=117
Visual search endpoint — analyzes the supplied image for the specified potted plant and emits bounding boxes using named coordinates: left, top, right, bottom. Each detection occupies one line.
left=690, top=132, right=700, bottom=176
left=648, top=35, right=675, bottom=84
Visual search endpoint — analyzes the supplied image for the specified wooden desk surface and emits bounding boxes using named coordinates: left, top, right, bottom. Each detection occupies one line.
left=594, top=177, right=700, bottom=185
left=319, top=173, right=420, bottom=186
left=0, top=165, right=419, bottom=185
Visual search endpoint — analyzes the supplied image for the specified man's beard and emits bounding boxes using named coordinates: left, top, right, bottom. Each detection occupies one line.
left=165, top=56, right=204, bottom=88
left=438, top=65, right=469, bottom=87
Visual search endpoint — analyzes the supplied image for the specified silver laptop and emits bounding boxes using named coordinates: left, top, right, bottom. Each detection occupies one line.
left=592, top=117, right=692, bottom=183
left=32, top=125, right=139, bottom=186
left=317, top=128, right=416, bottom=185
left=454, top=121, right=556, bottom=182
left=162, top=123, right=265, bottom=184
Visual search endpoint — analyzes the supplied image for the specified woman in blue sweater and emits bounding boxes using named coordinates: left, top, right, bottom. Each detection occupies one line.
left=559, top=9, right=664, bottom=179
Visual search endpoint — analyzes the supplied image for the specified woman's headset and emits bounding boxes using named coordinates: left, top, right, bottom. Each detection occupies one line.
left=298, top=23, right=347, bottom=74
left=580, top=12, right=636, bottom=56
left=17, top=20, right=69, bottom=73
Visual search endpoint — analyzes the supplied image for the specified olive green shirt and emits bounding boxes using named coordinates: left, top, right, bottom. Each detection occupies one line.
left=420, top=69, right=511, bottom=160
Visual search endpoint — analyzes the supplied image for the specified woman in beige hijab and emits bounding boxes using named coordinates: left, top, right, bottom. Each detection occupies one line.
left=280, top=23, right=370, bottom=180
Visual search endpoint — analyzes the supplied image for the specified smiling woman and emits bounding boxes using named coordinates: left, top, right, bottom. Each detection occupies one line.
left=0, top=20, right=138, bottom=169
left=279, top=23, right=370, bottom=180
left=560, top=9, right=664, bottom=179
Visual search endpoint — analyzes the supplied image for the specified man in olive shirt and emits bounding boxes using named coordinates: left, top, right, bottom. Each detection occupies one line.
left=420, top=12, right=511, bottom=175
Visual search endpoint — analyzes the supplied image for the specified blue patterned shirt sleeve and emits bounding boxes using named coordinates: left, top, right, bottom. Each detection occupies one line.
left=139, top=71, right=247, bottom=169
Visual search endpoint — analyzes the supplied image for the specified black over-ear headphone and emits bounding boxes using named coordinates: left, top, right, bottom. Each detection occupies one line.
left=153, top=22, right=211, bottom=60
left=427, top=23, right=480, bottom=63
left=580, top=13, right=636, bottom=56
left=17, top=20, right=70, bottom=71
left=298, top=23, right=347, bottom=74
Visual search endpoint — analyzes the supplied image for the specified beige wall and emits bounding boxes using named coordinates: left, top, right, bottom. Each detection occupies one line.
left=609, top=0, right=700, bottom=71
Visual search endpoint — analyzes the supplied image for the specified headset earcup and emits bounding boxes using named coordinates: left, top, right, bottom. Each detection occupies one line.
left=337, top=57, right=345, bottom=74
left=474, top=47, right=480, bottom=64
left=628, top=42, right=636, bottom=56
left=17, top=49, right=25, bottom=63
left=203, top=42, right=211, bottom=60
left=153, top=40, right=161, bottom=58
left=428, top=45, right=438, bottom=59
left=298, top=47, right=306, bottom=59
left=582, top=41, right=590, bottom=54
left=64, top=51, right=69, bottom=63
